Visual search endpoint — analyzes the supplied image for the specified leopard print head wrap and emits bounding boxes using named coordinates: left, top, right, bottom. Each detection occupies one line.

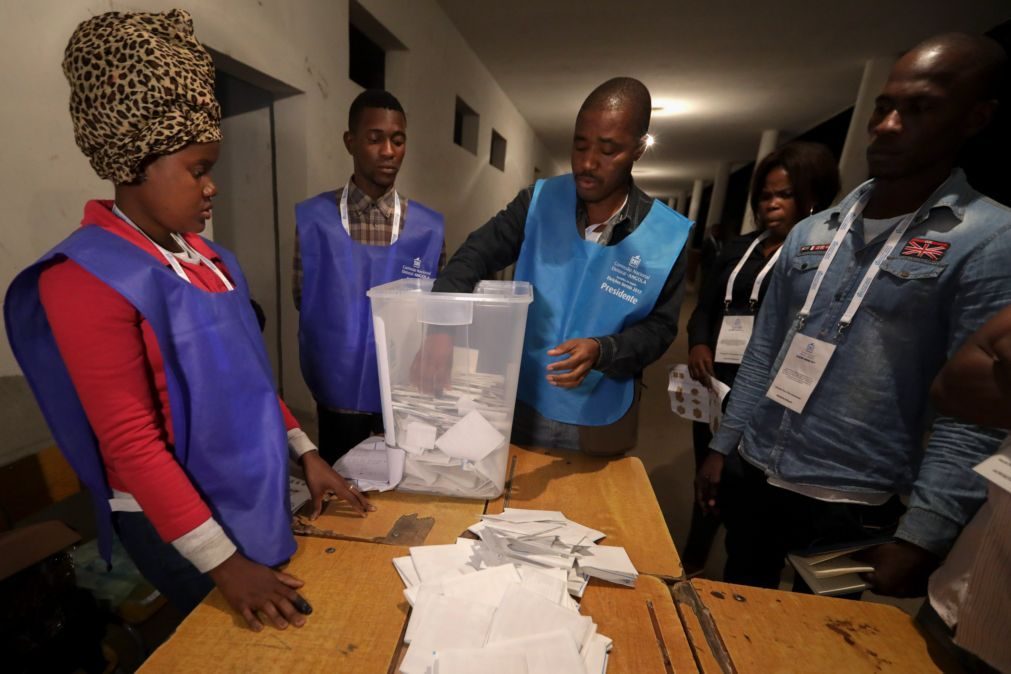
left=62, top=9, right=222, bottom=184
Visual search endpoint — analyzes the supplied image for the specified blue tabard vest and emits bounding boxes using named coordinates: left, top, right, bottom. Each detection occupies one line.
left=515, top=175, right=691, bottom=425
left=4, top=225, right=295, bottom=565
left=296, top=191, right=443, bottom=412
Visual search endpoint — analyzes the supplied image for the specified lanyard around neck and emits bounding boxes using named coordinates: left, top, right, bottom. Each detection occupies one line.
left=112, top=204, right=234, bottom=291
left=797, top=183, right=922, bottom=331
left=340, top=180, right=402, bottom=244
left=724, top=230, right=783, bottom=310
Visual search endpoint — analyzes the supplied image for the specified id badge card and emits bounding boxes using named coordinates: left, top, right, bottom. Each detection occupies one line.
left=766, top=333, right=837, bottom=414
left=974, top=449, right=1011, bottom=496
left=714, top=315, right=755, bottom=364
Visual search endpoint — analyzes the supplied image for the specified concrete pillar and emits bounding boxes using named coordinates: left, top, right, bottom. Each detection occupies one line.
left=740, top=129, right=780, bottom=234
left=687, top=179, right=704, bottom=225
left=837, top=57, right=895, bottom=197
left=705, top=162, right=731, bottom=231
left=672, top=189, right=688, bottom=215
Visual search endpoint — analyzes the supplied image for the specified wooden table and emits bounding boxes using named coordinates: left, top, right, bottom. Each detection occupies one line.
left=146, top=446, right=955, bottom=674
left=672, top=579, right=959, bottom=674
left=141, top=537, right=410, bottom=673
left=581, top=576, right=697, bottom=674
left=142, top=444, right=695, bottom=673
left=487, top=445, right=684, bottom=579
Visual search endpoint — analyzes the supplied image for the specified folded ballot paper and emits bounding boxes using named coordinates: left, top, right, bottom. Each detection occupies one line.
left=668, top=364, right=730, bottom=432
left=333, top=436, right=406, bottom=492
left=786, top=538, right=891, bottom=596
left=288, top=476, right=311, bottom=514
left=392, top=509, right=635, bottom=674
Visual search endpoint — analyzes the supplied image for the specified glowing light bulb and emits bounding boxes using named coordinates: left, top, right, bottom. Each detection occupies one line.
left=644, top=134, right=656, bottom=148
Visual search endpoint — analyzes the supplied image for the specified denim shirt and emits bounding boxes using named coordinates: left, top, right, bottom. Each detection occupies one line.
left=711, top=170, right=1011, bottom=556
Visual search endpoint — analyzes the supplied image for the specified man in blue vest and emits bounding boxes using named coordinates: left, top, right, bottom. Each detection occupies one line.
left=295, top=90, right=445, bottom=463
left=429, top=77, right=692, bottom=454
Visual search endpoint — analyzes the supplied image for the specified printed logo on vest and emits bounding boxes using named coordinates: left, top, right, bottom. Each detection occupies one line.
left=799, top=244, right=830, bottom=255
left=901, top=238, right=950, bottom=262
left=400, top=259, right=432, bottom=279
left=602, top=256, right=653, bottom=305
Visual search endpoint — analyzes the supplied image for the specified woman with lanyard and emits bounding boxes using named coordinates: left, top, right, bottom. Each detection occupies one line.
left=5, top=10, right=372, bottom=631
left=682, top=142, right=840, bottom=576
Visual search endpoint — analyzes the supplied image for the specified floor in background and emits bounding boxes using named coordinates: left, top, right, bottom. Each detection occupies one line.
left=630, top=285, right=712, bottom=572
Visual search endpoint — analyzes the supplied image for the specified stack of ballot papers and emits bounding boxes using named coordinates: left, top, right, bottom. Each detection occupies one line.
left=787, top=538, right=890, bottom=596
left=333, top=436, right=406, bottom=492
left=388, top=368, right=512, bottom=499
left=391, top=509, right=642, bottom=674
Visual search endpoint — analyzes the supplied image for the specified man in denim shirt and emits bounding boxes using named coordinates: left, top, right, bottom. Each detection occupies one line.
left=699, top=33, right=1010, bottom=596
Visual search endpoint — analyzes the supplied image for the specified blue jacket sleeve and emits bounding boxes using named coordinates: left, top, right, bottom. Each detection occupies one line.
left=897, top=226, right=1011, bottom=556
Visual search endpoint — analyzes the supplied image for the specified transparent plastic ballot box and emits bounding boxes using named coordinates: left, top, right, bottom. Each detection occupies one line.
left=367, top=278, right=533, bottom=499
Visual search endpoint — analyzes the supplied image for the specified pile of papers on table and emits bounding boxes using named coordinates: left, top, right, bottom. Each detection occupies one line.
left=392, top=509, right=639, bottom=673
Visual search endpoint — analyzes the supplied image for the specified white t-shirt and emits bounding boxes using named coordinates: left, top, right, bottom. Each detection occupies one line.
left=862, top=213, right=910, bottom=243
left=928, top=435, right=1011, bottom=672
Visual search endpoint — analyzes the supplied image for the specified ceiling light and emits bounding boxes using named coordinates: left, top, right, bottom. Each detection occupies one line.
left=644, top=134, right=656, bottom=148
left=650, top=98, right=693, bottom=117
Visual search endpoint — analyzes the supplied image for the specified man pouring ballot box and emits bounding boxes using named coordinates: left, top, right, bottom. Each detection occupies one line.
left=422, top=77, right=692, bottom=455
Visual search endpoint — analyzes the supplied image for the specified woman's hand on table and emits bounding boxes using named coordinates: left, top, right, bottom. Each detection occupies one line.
left=209, top=552, right=312, bottom=631
left=301, top=450, right=374, bottom=519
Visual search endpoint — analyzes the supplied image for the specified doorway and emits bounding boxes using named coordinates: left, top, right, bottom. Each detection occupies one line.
left=209, top=60, right=298, bottom=394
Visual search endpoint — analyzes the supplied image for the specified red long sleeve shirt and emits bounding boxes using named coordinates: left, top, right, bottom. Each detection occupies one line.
left=38, top=201, right=299, bottom=542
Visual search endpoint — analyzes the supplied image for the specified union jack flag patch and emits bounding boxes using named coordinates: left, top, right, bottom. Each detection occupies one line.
left=901, top=238, right=950, bottom=262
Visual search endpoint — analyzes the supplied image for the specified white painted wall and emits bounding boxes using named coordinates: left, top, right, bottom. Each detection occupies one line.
left=0, top=0, right=560, bottom=461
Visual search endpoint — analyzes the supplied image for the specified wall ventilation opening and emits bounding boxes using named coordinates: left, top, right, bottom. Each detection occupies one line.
left=453, top=97, right=479, bottom=155
left=490, top=129, right=507, bottom=171
left=348, top=1, right=406, bottom=91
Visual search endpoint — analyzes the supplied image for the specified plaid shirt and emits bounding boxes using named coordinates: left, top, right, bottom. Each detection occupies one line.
left=292, top=179, right=446, bottom=309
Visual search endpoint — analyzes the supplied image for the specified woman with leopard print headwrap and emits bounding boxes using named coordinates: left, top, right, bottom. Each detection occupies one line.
left=5, top=9, right=372, bottom=630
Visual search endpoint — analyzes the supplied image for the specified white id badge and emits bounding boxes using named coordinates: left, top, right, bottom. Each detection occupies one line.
left=974, top=452, right=1011, bottom=496
left=766, top=333, right=837, bottom=414
left=714, top=315, right=755, bottom=364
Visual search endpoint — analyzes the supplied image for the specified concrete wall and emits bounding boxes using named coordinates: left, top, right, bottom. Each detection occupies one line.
left=0, top=0, right=560, bottom=463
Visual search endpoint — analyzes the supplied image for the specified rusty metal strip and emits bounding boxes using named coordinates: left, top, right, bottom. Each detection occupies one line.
left=382, top=513, right=435, bottom=546
left=385, top=607, right=411, bottom=674
left=293, top=513, right=435, bottom=546
left=647, top=599, right=677, bottom=674
left=671, top=581, right=737, bottom=674
left=502, top=454, right=519, bottom=509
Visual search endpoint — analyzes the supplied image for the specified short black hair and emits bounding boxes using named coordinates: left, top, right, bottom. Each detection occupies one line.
left=578, top=77, right=652, bottom=139
left=750, top=142, right=841, bottom=220
left=348, top=89, right=405, bottom=131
